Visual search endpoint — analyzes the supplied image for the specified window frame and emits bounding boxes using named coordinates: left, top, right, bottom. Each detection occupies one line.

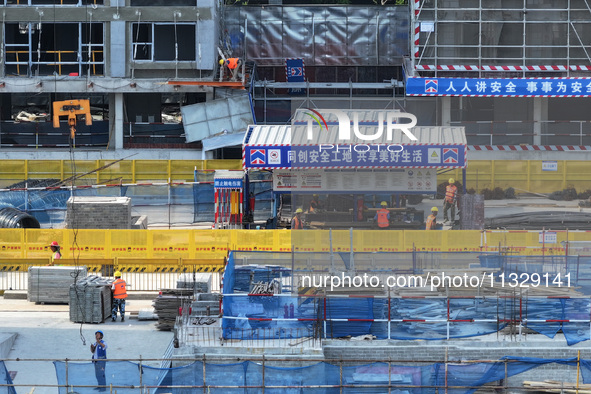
left=131, top=22, right=197, bottom=63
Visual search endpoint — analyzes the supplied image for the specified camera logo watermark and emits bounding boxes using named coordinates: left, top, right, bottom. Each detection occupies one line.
left=302, top=109, right=418, bottom=142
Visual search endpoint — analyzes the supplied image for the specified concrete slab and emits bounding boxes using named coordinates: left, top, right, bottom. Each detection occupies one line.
left=0, top=297, right=173, bottom=394
left=0, top=332, right=16, bottom=359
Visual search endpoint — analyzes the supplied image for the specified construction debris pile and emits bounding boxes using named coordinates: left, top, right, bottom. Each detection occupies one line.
left=69, top=275, right=113, bottom=323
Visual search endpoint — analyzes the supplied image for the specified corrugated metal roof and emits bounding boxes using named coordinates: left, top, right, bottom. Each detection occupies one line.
left=244, top=123, right=466, bottom=146
left=244, top=125, right=292, bottom=145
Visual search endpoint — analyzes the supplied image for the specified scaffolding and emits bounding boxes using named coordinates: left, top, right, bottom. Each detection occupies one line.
left=413, top=0, right=591, bottom=77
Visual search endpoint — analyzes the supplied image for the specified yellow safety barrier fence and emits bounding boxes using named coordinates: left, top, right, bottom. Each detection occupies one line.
left=1, top=159, right=591, bottom=193
left=0, top=229, right=588, bottom=263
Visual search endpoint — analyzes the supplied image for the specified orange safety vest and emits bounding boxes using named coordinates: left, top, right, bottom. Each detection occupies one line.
left=292, top=216, right=303, bottom=229
left=376, top=209, right=390, bottom=228
left=226, top=58, right=239, bottom=69
left=425, top=214, right=437, bottom=230
left=445, top=184, right=458, bottom=203
left=112, top=278, right=128, bottom=299
left=309, top=200, right=319, bottom=213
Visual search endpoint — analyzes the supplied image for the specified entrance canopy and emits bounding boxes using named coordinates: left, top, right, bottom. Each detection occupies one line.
left=243, top=109, right=466, bottom=170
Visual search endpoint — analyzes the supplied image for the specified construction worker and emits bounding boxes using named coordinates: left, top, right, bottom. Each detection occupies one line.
left=111, top=271, right=128, bottom=322
left=292, top=208, right=304, bottom=229
left=219, top=57, right=241, bottom=81
left=374, top=201, right=391, bottom=229
left=90, top=330, right=107, bottom=391
left=48, top=241, right=61, bottom=266
left=443, top=178, right=458, bottom=223
left=309, top=194, right=322, bottom=213
left=426, top=207, right=438, bottom=230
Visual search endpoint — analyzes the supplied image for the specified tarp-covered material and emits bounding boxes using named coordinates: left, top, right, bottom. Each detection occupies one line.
left=222, top=252, right=591, bottom=344
left=0, top=361, right=16, bottom=394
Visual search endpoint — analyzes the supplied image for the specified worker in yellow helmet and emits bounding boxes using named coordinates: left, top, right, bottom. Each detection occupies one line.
left=374, top=201, right=391, bottom=229
left=443, top=178, right=458, bottom=223
left=426, top=207, right=438, bottom=230
left=219, top=57, right=242, bottom=81
left=111, top=271, right=128, bottom=322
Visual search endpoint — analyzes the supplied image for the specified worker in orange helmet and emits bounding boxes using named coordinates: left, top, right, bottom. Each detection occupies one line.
left=374, top=201, right=391, bottom=229
left=111, top=271, right=128, bottom=322
left=443, top=178, right=458, bottom=223
left=48, top=241, right=61, bottom=266
left=219, top=57, right=242, bottom=81
left=425, top=207, right=438, bottom=230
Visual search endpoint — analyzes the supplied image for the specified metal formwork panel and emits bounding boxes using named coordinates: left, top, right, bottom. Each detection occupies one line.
left=223, top=6, right=409, bottom=66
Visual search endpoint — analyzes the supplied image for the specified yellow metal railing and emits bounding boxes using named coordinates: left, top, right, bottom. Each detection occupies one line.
left=0, top=228, right=587, bottom=261
left=1, top=159, right=590, bottom=193
left=0, top=159, right=243, bottom=185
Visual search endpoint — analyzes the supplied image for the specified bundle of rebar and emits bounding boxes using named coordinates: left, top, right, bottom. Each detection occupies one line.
left=485, top=211, right=591, bottom=230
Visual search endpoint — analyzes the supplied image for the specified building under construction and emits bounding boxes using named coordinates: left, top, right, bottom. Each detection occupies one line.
left=2, top=0, right=591, bottom=392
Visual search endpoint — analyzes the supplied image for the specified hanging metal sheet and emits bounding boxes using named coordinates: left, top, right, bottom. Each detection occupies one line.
left=181, top=95, right=254, bottom=143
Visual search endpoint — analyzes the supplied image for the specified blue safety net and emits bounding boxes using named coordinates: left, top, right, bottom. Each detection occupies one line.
left=223, top=252, right=591, bottom=344
left=54, top=357, right=591, bottom=393
left=53, top=361, right=167, bottom=394
left=0, top=361, right=16, bottom=394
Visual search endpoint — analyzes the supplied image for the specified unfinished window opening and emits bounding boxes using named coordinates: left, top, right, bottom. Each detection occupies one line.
left=5, top=0, right=103, bottom=5
left=132, top=23, right=196, bottom=62
left=4, top=22, right=104, bottom=76
left=131, top=0, right=194, bottom=5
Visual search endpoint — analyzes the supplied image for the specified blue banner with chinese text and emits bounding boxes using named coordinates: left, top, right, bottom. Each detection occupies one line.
left=406, top=77, right=591, bottom=97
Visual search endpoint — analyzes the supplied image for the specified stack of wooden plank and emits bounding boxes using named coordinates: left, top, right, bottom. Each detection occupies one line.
left=28, top=266, right=88, bottom=304
left=153, top=289, right=194, bottom=331
left=69, top=275, right=113, bottom=323
left=523, top=380, right=591, bottom=393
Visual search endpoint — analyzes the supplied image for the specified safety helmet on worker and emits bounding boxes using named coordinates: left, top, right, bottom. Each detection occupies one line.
left=431, top=207, right=439, bottom=212
left=114, top=271, right=122, bottom=278
left=295, top=208, right=303, bottom=214
left=380, top=201, right=388, bottom=207
left=95, top=330, right=104, bottom=337
left=219, top=59, right=224, bottom=65
left=50, top=241, right=59, bottom=247
left=313, top=194, right=319, bottom=198
left=449, top=178, right=455, bottom=184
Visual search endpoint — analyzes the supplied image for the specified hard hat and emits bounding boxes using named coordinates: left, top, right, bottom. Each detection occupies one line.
left=95, top=330, right=104, bottom=337
left=431, top=207, right=439, bottom=212
left=381, top=201, right=388, bottom=206
left=114, top=271, right=122, bottom=277
left=313, top=194, right=319, bottom=198
left=449, top=178, right=455, bottom=184
left=50, top=241, right=59, bottom=247
left=219, top=59, right=224, bottom=65
left=295, top=208, right=303, bottom=213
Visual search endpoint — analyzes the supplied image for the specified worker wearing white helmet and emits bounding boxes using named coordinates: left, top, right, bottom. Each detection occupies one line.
left=111, top=271, right=128, bottom=322
left=443, top=178, right=458, bottom=223
left=292, top=208, right=304, bottom=229
left=426, top=206, right=438, bottom=230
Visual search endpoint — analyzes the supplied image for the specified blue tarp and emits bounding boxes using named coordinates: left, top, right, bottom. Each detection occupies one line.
left=52, top=357, right=591, bottom=393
